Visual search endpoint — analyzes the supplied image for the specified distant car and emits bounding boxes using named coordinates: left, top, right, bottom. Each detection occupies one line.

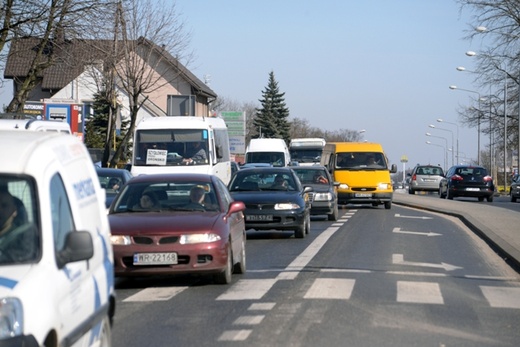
left=439, top=165, right=494, bottom=202
left=228, top=167, right=313, bottom=238
left=291, top=166, right=339, bottom=221
left=510, top=174, right=520, bottom=203
left=96, top=167, right=133, bottom=208
left=240, top=163, right=272, bottom=169
left=108, top=173, right=246, bottom=284
left=408, top=164, right=444, bottom=194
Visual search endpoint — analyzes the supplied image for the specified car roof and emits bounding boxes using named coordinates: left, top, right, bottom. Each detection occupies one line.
left=235, top=167, right=294, bottom=174
left=292, top=166, right=327, bottom=171
left=128, top=173, right=215, bottom=184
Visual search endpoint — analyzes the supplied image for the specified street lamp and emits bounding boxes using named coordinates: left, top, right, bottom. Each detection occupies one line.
left=425, top=141, right=447, bottom=170
left=429, top=124, right=454, bottom=166
left=448, top=86, right=479, bottom=165
left=426, top=132, right=449, bottom=170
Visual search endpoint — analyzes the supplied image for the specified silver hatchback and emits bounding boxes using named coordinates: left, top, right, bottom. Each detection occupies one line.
left=408, top=165, right=444, bottom=194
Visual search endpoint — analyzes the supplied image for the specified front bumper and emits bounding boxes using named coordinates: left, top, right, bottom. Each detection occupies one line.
left=337, top=192, right=393, bottom=205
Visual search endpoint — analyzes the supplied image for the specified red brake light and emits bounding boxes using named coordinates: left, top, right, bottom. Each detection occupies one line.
left=451, top=174, right=463, bottom=181
left=412, top=174, right=417, bottom=181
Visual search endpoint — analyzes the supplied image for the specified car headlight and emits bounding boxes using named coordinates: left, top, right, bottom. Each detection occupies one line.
left=110, top=235, right=132, bottom=245
left=314, top=192, right=333, bottom=201
left=0, top=298, right=23, bottom=339
left=275, top=202, right=301, bottom=210
left=180, top=233, right=221, bottom=244
left=378, top=183, right=391, bottom=190
left=339, top=183, right=349, bottom=190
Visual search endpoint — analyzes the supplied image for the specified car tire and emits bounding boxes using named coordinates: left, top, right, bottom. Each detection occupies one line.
left=511, top=193, right=516, bottom=203
left=305, top=213, right=311, bottom=234
left=439, top=188, right=446, bottom=199
left=214, top=243, right=233, bottom=284
left=487, top=195, right=493, bottom=202
left=233, top=236, right=246, bottom=274
left=478, top=196, right=484, bottom=202
left=447, top=189, right=454, bottom=200
left=384, top=201, right=391, bottom=209
left=408, top=188, right=415, bottom=195
left=328, top=204, right=339, bottom=221
left=294, top=215, right=307, bottom=239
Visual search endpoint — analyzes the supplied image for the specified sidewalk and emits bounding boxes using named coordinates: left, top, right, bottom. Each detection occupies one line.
left=392, top=192, right=520, bottom=271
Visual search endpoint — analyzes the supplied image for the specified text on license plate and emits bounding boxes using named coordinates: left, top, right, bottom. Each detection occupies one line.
left=466, top=188, right=480, bottom=191
left=133, top=252, right=178, bottom=265
left=355, top=193, right=372, bottom=197
left=246, top=215, right=273, bottom=221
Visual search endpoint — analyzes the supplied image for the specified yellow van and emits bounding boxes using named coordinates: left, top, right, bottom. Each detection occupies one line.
left=321, top=142, right=397, bottom=209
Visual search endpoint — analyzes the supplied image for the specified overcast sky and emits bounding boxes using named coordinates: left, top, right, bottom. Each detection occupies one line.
left=176, top=0, right=483, bottom=171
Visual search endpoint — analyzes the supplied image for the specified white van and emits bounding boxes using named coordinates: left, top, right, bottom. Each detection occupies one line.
left=0, top=118, right=72, bottom=134
left=0, top=131, right=115, bottom=346
left=131, top=116, right=232, bottom=184
left=245, top=138, right=291, bottom=167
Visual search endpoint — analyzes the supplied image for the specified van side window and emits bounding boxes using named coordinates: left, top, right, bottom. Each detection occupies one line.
left=50, top=174, right=76, bottom=252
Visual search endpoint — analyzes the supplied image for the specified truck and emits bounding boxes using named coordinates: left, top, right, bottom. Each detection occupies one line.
left=321, top=142, right=397, bottom=209
left=130, top=116, right=232, bottom=184
left=289, top=138, right=326, bottom=166
left=245, top=138, right=291, bottom=167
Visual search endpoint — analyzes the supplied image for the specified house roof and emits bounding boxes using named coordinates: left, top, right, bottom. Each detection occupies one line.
left=4, top=36, right=217, bottom=98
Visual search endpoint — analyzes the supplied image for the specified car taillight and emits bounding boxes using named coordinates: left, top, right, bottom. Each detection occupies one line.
left=412, top=174, right=416, bottom=181
left=451, top=174, right=463, bottom=181
left=483, top=175, right=493, bottom=182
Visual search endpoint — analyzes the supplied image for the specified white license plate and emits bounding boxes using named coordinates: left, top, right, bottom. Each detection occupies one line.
left=466, top=188, right=480, bottom=191
left=246, top=214, right=273, bottom=221
left=355, top=193, right=372, bottom=197
left=133, top=252, right=178, bottom=265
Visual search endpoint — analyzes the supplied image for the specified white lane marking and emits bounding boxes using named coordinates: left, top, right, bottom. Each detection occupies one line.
left=392, top=227, right=441, bottom=237
left=123, top=287, right=188, bottom=302
left=276, top=226, right=340, bottom=279
left=233, top=315, right=265, bottom=325
left=216, top=279, right=277, bottom=300
left=480, top=286, right=520, bottom=308
left=217, top=330, right=251, bottom=341
left=392, top=253, right=463, bottom=271
left=397, top=281, right=444, bottom=304
left=331, top=223, right=343, bottom=227
left=394, top=213, right=433, bottom=220
left=303, top=278, right=356, bottom=300
left=248, top=302, right=276, bottom=311
left=321, top=268, right=371, bottom=274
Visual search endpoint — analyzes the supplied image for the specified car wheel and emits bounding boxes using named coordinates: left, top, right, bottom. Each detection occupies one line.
left=214, top=243, right=232, bottom=284
left=447, top=189, right=454, bottom=200
left=487, top=195, right=493, bottom=202
left=511, top=193, right=516, bottom=203
left=408, top=188, right=415, bottom=195
left=305, top=213, right=311, bottom=234
left=328, top=204, right=339, bottom=221
left=384, top=201, right=391, bottom=209
left=294, top=215, right=306, bottom=239
left=233, top=236, right=246, bottom=274
left=478, top=196, right=484, bottom=202
left=439, top=188, right=445, bottom=198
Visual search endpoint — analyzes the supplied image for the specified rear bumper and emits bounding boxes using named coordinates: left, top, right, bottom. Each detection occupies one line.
left=338, top=192, right=393, bottom=204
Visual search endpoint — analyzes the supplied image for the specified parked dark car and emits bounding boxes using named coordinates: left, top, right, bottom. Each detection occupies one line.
left=108, top=173, right=246, bottom=284
left=228, top=167, right=313, bottom=238
left=291, top=166, right=339, bottom=221
left=408, top=164, right=444, bottom=194
left=96, top=167, right=133, bottom=208
left=510, top=173, right=520, bottom=203
left=439, top=165, right=494, bottom=202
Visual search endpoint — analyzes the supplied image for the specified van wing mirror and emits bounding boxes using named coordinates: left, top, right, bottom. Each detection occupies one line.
left=390, top=164, right=397, bottom=173
left=56, top=231, right=94, bottom=269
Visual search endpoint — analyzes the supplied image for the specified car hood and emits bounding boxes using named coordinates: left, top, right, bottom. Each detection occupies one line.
left=231, top=191, right=303, bottom=204
left=109, top=212, right=222, bottom=234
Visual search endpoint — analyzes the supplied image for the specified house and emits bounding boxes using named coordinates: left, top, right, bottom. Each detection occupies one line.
left=3, top=36, right=218, bottom=128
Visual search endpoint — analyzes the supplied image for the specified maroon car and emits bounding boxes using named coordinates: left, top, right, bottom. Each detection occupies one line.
left=108, top=173, right=246, bottom=284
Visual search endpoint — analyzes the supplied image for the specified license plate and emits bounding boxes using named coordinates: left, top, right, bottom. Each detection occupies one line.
left=355, top=193, right=372, bottom=197
left=466, top=187, right=480, bottom=191
left=133, top=252, right=178, bottom=265
left=423, top=178, right=435, bottom=182
left=246, top=214, right=273, bottom=221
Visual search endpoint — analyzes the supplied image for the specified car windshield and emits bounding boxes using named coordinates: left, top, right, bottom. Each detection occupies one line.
left=293, top=169, right=329, bottom=185
left=335, top=152, right=388, bottom=170
left=455, top=167, right=488, bottom=177
left=0, top=175, right=40, bottom=265
left=229, top=172, right=297, bottom=191
left=111, top=180, right=220, bottom=213
left=416, top=166, right=443, bottom=176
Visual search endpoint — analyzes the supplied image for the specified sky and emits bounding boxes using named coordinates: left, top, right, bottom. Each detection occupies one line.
left=0, top=0, right=483, bottom=173
left=174, top=0, right=484, bottom=172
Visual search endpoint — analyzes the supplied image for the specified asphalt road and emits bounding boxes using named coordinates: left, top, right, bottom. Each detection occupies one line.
left=111, top=204, right=520, bottom=347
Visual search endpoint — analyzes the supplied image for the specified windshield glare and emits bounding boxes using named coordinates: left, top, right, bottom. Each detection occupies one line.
left=335, top=152, right=388, bottom=170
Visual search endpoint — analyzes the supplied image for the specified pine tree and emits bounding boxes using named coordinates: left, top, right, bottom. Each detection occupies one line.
left=254, top=71, right=291, bottom=143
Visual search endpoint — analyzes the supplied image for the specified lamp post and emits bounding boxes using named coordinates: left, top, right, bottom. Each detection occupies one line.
left=448, top=86, right=478, bottom=165
left=429, top=124, right=454, bottom=166
left=425, top=132, right=449, bottom=170
left=425, top=141, right=447, bottom=170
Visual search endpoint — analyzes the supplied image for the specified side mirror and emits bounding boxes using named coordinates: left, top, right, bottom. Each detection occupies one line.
left=56, top=231, right=94, bottom=269
left=390, top=164, right=398, bottom=173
